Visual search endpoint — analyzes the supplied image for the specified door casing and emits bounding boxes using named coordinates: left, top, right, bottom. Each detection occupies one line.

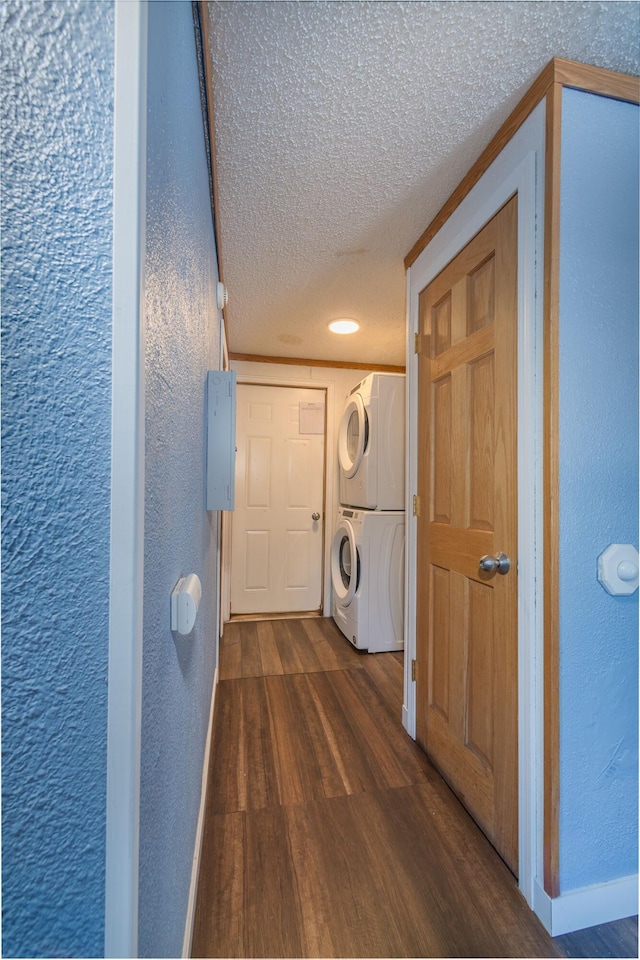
left=404, top=101, right=546, bottom=911
left=222, top=373, right=337, bottom=622
left=229, top=381, right=327, bottom=616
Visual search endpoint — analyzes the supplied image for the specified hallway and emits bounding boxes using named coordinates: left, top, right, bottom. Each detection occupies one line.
left=191, top=616, right=631, bottom=959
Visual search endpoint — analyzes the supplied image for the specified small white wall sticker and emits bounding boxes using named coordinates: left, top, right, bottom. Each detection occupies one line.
left=299, top=402, right=324, bottom=434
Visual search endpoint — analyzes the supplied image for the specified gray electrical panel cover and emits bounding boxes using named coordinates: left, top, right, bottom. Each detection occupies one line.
left=206, top=370, right=236, bottom=510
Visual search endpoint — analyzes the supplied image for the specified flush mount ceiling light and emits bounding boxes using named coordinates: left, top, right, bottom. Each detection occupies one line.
left=329, top=319, right=359, bottom=335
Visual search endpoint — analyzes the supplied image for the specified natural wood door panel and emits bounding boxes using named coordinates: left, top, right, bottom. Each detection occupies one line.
left=468, top=253, right=495, bottom=334
left=468, top=352, right=495, bottom=530
left=429, top=522, right=493, bottom=581
left=416, top=196, right=519, bottom=873
left=466, top=578, right=495, bottom=769
left=432, top=291, right=452, bottom=356
left=430, top=324, right=494, bottom=380
left=428, top=564, right=450, bottom=722
left=432, top=375, right=452, bottom=523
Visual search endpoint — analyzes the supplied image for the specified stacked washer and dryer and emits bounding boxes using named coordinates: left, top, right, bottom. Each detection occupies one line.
left=331, top=372, right=405, bottom=653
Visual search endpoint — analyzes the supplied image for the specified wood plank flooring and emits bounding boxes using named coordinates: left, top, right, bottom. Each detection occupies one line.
left=555, top=917, right=638, bottom=959
left=192, top=617, right=637, bottom=959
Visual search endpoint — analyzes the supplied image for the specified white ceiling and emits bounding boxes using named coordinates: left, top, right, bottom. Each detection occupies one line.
left=206, top=0, right=639, bottom=367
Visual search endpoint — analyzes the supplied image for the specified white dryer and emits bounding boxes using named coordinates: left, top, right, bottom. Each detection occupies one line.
left=338, top=372, right=405, bottom=510
left=331, top=507, right=404, bottom=653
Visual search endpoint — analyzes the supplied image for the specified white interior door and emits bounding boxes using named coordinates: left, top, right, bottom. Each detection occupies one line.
left=231, top=383, right=325, bottom=615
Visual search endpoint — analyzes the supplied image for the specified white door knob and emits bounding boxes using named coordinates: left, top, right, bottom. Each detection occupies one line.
left=597, top=544, right=639, bottom=595
left=617, top=560, right=639, bottom=582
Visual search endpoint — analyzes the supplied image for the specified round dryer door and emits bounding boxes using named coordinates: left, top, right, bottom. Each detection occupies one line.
left=331, top=518, right=359, bottom=605
left=338, top=393, right=367, bottom=478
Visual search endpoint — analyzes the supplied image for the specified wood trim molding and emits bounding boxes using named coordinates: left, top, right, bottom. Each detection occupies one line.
left=542, top=80, right=563, bottom=900
left=404, top=60, right=554, bottom=268
left=404, top=58, right=639, bottom=269
left=229, top=352, right=405, bottom=374
left=553, top=56, right=640, bottom=104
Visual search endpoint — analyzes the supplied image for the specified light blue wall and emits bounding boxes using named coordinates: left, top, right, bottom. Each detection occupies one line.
left=558, top=88, right=639, bottom=893
left=1, top=1, right=114, bottom=956
left=138, top=3, right=221, bottom=956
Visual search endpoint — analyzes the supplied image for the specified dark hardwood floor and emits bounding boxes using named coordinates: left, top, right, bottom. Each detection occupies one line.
left=192, top=616, right=637, bottom=959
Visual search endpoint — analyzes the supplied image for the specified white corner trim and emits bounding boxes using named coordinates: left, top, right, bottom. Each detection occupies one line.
left=533, top=874, right=639, bottom=937
left=401, top=703, right=410, bottom=735
left=182, top=667, right=219, bottom=959
left=403, top=266, right=417, bottom=739
left=231, top=368, right=336, bottom=617
left=105, top=2, right=147, bottom=958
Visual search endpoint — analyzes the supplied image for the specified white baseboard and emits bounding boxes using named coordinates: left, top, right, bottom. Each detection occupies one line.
left=402, top=703, right=410, bottom=736
left=533, top=873, right=638, bottom=937
left=182, top=666, right=219, bottom=959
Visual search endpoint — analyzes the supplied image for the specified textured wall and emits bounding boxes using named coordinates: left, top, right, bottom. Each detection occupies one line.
left=1, top=1, right=114, bottom=956
left=138, top=3, right=221, bottom=956
left=207, top=0, right=640, bottom=367
left=558, top=88, right=639, bottom=892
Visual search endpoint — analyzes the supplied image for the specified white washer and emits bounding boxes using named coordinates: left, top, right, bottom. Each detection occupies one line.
left=338, top=372, right=405, bottom=511
left=331, top=507, right=404, bottom=653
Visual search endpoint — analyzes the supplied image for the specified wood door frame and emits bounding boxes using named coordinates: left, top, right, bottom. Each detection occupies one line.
left=222, top=375, right=332, bottom=620
left=405, top=101, right=545, bottom=912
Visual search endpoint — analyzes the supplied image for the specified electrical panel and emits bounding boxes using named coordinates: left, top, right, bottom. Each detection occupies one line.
left=206, top=370, right=236, bottom=511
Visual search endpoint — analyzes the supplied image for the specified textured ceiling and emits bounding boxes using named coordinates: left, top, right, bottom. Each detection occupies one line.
left=207, top=1, right=640, bottom=366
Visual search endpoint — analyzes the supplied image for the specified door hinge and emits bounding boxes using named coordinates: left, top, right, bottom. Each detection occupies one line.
left=411, top=659, right=417, bottom=682
left=414, top=332, right=421, bottom=355
left=412, top=494, right=421, bottom=517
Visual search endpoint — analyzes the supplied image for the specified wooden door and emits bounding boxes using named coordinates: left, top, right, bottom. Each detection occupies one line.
left=231, top=383, right=325, bottom=616
left=415, top=197, right=518, bottom=873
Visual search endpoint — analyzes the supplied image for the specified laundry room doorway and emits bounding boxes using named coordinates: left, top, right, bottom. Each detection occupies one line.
left=230, top=382, right=326, bottom=617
